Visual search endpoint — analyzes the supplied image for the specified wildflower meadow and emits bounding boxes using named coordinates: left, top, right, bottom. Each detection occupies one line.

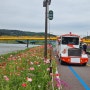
left=0, top=45, right=58, bottom=90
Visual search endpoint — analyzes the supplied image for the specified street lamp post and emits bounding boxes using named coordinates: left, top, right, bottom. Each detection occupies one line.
left=43, top=0, right=51, bottom=59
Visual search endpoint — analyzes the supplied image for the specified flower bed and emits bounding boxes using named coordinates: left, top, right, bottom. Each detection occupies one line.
left=0, top=45, right=57, bottom=90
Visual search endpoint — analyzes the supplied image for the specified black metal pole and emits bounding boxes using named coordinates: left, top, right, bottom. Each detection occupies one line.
left=44, top=0, right=48, bottom=58
left=27, top=40, right=29, bottom=48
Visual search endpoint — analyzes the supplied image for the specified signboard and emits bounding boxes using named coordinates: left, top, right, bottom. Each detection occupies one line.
left=49, top=10, right=53, bottom=20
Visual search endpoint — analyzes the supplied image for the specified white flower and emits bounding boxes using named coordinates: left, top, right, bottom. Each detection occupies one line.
left=38, top=85, right=41, bottom=88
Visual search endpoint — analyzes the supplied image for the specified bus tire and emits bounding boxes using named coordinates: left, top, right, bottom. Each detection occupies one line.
left=61, top=60, right=64, bottom=65
left=82, top=63, right=87, bottom=66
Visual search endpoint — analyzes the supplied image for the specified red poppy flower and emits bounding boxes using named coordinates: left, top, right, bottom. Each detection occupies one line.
left=22, top=83, right=27, bottom=87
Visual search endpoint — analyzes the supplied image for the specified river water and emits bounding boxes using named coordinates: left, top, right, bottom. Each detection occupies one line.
left=0, top=43, right=40, bottom=55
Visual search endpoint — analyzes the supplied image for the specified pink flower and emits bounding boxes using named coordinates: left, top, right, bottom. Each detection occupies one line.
left=27, top=77, right=32, bottom=82
left=3, top=75, right=9, bottom=81
left=44, top=59, right=50, bottom=64
left=50, top=73, right=53, bottom=76
left=47, top=68, right=50, bottom=71
left=29, top=67, right=35, bottom=71
left=56, top=83, right=61, bottom=87
left=55, top=78, right=61, bottom=88
left=30, top=62, right=33, bottom=65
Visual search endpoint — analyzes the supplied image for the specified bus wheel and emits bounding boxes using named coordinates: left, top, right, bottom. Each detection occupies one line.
left=61, top=60, right=64, bottom=65
left=82, top=63, right=86, bottom=66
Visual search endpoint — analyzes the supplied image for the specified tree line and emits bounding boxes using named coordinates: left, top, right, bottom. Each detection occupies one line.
left=0, top=29, right=56, bottom=37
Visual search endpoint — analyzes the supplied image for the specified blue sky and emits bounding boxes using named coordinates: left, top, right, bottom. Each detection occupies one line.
left=0, top=0, right=90, bottom=36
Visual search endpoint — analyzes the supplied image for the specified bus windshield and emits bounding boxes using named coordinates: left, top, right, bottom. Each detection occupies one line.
left=62, top=37, right=79, bottom=45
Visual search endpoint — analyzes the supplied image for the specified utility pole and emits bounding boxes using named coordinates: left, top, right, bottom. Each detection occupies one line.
left=43, top=0, right=51, bottom=59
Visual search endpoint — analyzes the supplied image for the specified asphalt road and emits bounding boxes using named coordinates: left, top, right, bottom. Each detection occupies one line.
left=54, top=51, right=90, bottom=90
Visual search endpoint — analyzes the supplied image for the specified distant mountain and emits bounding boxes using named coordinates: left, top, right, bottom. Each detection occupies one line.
left=0, top=29, right=56, bottom=37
